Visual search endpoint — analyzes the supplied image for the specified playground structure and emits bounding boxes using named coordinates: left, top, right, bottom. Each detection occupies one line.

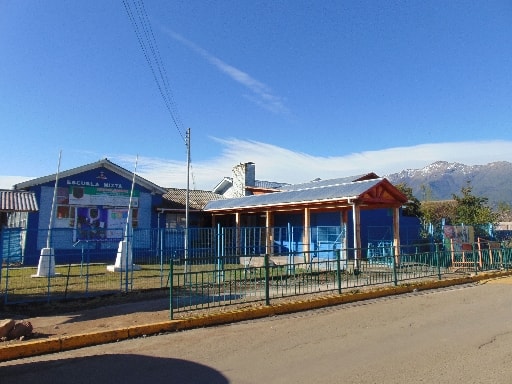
left=450, top=237, right=505, bottom=271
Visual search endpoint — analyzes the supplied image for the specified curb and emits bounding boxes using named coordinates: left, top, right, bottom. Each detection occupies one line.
left=2, top=271, right=511, bottom=362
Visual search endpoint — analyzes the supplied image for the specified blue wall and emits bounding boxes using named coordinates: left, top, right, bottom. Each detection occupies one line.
left=273, top=208, right=422, bottom=255
left=20, top=166, right=163, bottom=265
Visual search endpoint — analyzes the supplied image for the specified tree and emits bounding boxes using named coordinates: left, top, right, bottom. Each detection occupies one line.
left=420, top=200, right=457, bottom=226
left=496, top=201, right=512, bottom=222
left=395, top=183, right=422, bottom=218
left=452, top=182, right=499, bottom=237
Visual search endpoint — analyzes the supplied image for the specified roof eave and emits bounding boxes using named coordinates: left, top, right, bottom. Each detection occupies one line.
left=205, top=195, right=361, bottom=213
left=14, top=159, right=167, bottom=194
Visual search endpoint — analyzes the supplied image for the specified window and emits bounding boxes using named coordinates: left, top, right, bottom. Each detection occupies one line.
left=132, top=209, right=139, bottom=228
left=166, top=213, right=186, bottom=229
left=57, top=205, right=70, bottom=219
left=56, top=206, right=75, bottom=228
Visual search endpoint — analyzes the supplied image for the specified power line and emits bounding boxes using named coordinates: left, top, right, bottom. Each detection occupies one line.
left=122, top=0, right=186, bottom=143
left=122, top=0, right=197, bottom=190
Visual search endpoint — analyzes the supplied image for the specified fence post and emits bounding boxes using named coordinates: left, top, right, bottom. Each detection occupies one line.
left=336, top=249, right=342, bottom=294
left=392, top=246, right=398, bottom=286
left=473, top=243, right=478, bottom=275
left=264, top=254, right=270, bottom=306
left=436, top=243, right=441, bottom=280
left=169, top=259, right=174, bottom=320
left=502, top=242, right=508, bottom=271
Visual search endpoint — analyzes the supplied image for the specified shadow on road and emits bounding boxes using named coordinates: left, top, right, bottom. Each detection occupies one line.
left=1, top=354, right=229, bottom=384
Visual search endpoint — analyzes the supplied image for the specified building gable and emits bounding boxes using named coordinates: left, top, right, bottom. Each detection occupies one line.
left=14, top=158, right=166, bottom=194
left=358, top=179, right=408, bottom=207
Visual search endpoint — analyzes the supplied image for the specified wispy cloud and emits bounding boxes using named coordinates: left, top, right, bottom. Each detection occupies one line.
left=111, top=139, right=512, bottom=190
left=2, top=140, right=511, bottom=190
left=162, top=29, right=289, bottom=115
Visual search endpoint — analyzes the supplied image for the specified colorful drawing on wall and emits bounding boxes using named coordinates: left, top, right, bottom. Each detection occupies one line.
left=106, top=209, right=128, bottom=239
left=75, top=207, right=134, bottom=241
left=76, top=207, right=109, bottom=240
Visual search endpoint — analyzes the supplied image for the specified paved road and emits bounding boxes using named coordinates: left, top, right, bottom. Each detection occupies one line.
left=2, top=278, right=512, bottom=384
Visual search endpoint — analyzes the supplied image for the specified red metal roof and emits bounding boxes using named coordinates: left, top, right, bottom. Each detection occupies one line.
left=0, top=190, right=39, bottom=212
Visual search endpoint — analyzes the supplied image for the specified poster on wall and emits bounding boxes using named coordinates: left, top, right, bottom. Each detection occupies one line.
left=69, top=186, right=139, bottom=207
left=443, top=225, right=474, bottom=250
left=75, top=207, right=131, bottom=241
left=76, top=207, right=108, bottom=240
left=106, top=209, right=129, bottom=239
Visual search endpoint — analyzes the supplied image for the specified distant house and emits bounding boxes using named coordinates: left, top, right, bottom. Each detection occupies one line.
left=0, top=189, right=39, bottom=264
left=159, top=188, right=224, bottom=229
left=0, top=189, right=39, bottom=228
left=212, top=162, right=289, bottom=197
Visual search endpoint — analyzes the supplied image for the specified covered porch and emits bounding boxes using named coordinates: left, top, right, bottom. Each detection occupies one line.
left=204, top=177, right=408, bottom=268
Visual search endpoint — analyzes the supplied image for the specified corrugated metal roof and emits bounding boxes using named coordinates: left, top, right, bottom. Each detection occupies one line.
left=213, top=178, right=289, bottom=194
left=255, top=180, right=290, bottom=189
left=204, top=178, right=383, bottom=211
left=0, top=190, right=39, bottom=212
left=162, top=188, right=224, bottom=210
left=278, top=173, right=379, bottom=192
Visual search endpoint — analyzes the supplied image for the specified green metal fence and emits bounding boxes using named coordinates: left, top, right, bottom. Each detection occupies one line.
left=1, top=226, right=511, bottom=318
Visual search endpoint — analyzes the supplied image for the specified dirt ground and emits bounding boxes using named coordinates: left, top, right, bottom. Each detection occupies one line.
left=1, top=287, right=305, bottom=345
left=0, top=273, right=490, bottom=347
left=0, top=290, right=174, bottom=345
left=0, top=284, right=364, bottom=346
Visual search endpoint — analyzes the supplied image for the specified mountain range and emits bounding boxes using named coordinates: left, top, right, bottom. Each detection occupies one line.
left=385, top=161, right=512, bottom=207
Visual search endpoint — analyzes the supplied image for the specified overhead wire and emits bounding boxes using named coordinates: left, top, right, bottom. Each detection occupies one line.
left=122, top=0, right=186, bottom=143
left=122, top=0, right=196, bottom=189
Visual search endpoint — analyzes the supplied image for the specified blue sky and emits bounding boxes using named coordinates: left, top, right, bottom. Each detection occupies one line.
left=1, top=0, right=511, bottom=190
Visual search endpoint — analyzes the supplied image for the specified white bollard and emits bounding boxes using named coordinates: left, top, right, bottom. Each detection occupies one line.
left=107, top=240, right=141, bottom=272
left=32, top=247, right=58, bottom=277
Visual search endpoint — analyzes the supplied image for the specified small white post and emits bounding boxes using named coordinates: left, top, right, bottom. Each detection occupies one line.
left=32, top=247, right=57, bottom=277
left=107, top=155, right=140, bottom=272
left=33, top=151, right=62, bottom=278
left=106, top=240, right=141, bottom=272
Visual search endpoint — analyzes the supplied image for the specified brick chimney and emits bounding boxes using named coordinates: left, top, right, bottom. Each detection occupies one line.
left=231, top=162, right=255, bottom=197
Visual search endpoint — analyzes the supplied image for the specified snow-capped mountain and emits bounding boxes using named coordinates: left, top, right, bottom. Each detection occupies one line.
left=386, top=161, right=512, bottom=206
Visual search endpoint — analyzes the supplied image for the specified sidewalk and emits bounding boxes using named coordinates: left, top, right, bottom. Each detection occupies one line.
left=1, top=271, right=509, bottom=362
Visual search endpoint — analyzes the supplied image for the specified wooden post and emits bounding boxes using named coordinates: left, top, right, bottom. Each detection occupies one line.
left=393, top=206, right=401, bottom=266
left=303, top=208, right=311, bottom=263
left=265, top=211, right=273, bottom=256
left=352, top=204, right=361, bottom=270
left=235, top=212, right=241, bottom=255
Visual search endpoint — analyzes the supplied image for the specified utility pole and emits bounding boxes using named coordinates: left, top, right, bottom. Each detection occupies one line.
left=184, top=128, right=191, bottom=277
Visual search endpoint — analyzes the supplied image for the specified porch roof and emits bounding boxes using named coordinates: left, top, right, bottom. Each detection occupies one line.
left=161, top=188, right=224, bottom=210
left=204, top=178, right=407, bottom=213
left=0, top=190, right=39, bottom=212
